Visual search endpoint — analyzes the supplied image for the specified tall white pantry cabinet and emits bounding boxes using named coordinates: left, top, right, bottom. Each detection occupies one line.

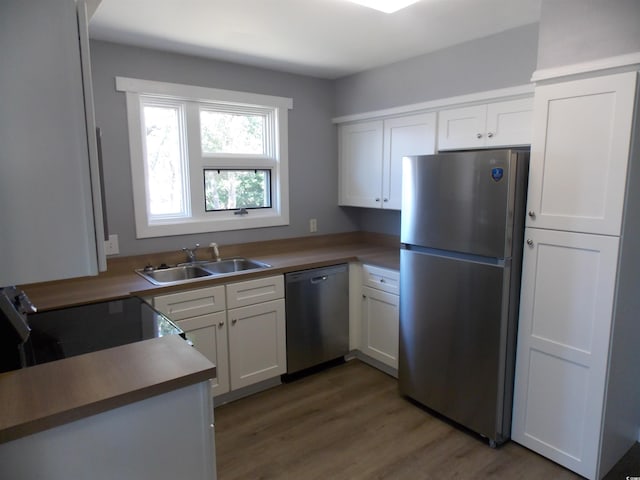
left=0, top=0, right=106, bottom=286
left=512, top=71, right=640, bottom=480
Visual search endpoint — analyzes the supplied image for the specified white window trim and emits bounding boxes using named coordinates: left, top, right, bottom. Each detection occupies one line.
left=116, top=76, right=293, bottom=238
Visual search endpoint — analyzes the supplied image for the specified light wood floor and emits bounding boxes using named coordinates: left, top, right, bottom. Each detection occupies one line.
left=215, top=360, right=580, bottom=479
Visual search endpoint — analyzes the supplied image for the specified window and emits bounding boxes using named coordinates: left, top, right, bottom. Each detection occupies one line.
left=204, top=169, right=271, bottom=212
left=116, top=77, right=292, bottom=238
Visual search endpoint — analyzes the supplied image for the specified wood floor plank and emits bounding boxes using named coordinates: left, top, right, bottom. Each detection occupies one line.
left=215, top=360, right=580, bottom=480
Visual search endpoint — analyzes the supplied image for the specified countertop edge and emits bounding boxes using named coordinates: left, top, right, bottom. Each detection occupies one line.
left=0, top=336, right=215, bottom=444
left=22, top=241, right=400, bottom=311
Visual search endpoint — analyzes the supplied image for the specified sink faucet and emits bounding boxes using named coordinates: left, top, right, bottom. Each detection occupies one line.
left=182, top=244, right=200, bottom=263
left=209, top=242, right=221, bottom=262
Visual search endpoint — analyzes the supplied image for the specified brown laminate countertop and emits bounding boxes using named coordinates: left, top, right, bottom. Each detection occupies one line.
left=22, top=233, right=400, bottom=311
left=0, top=335, right=215, bottom=444
left=3, top=233, right=398, bottom=445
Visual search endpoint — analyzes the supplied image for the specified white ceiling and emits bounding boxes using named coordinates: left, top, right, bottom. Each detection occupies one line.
left=89, top=0, right=541, bottom=79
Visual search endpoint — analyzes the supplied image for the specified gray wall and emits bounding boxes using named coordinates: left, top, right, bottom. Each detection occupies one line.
left=537, top=0, right=640, bottom=70
left=334, top=23, right=539, bottom=118
left=90, top=40, right=357, bottom=256
left=334, top=24, right=539, bottom=235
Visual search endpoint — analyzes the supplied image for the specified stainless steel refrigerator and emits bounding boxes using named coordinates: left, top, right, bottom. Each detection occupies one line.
left=399, top=149, right=529, bottom=447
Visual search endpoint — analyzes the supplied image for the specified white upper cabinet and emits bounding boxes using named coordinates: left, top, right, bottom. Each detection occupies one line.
left=339, top=120, right=384, bottom=208
left=437, top=97, right=533, bottom=150
left=382, top=113, right=437, bottom=210
left=0, top=0, right=106, bottom=286
left=339, top=113, right=436, bottom=209
left=525, top=72, right=637, bottom=236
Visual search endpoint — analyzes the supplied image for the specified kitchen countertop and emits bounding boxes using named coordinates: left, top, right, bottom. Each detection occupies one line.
left=2, top=232, right=398, bottom=445
left=22, top=232, right=400, bottom=311
left=0, top=335, right=215, bottom=444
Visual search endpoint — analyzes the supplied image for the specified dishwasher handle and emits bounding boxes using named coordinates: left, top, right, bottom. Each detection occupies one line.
left=310, top=275, right=328, bottom=284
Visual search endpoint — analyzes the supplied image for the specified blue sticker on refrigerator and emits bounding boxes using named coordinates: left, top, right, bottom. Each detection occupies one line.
left=491, top=167, right=504, bottom=182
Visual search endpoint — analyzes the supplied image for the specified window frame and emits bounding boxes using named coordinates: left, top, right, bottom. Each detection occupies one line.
left=116, top=77, right=292, bottom=238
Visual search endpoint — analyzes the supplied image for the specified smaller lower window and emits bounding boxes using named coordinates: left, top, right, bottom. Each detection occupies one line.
left=204, top=169, right=272, bottom=212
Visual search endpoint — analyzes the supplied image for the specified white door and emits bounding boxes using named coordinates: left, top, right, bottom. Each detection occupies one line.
left=382, top=113, right=436, bottom=210
left=526, top=72, right=637, bottom=236
left=437, top=104, right=486, bottom=150
left=176, top=312, right=230, bottom=396
left=228, top=299, right=286, bottom=390
left=338, top=120, right=383, bottom=207
left=485, top=97, right=532, bottom=147
left=361, top=286, right=399, bottom=370
left=512, top=228, right=619, bottom=479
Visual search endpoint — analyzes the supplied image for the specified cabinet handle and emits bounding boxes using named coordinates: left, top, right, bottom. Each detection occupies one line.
left=375, top=198, right=381, bottom=202
left=362, top=294, right=366, bottom=299
left=476, top=133, right=483, bottom=139
left=528, top=211, right=536, bottom=219
left=379, top=278, right=385, bottom=283
left=218, top=321, right=224, bottom=327
left=487, top=132, right=494, bottom=138
left=232, top=319, right=237, bottom=325
left=526, top=239, right=534, bottom=247
left=383, top=198, right=388, bottom=202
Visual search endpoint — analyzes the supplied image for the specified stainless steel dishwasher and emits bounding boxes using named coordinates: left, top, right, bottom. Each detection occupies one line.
left=285, top=264, right=349, bottom=374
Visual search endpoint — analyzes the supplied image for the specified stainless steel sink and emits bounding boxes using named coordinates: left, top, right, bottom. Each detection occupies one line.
left=135, top=257, right=271, bottom=286
left=199, top=258, right=271, bottom=275
left=135, top=265, right=213, bottom=286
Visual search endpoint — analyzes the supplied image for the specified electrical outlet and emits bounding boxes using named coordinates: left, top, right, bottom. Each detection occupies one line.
left=309, top=218, right=317, bottom=233
left=104, top=234, right=119, bottom=255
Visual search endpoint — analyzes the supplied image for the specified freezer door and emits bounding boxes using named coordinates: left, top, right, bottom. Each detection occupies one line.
left=401, top=150, right=526, bottom=258
left=398, top=248, right=515, bottom=444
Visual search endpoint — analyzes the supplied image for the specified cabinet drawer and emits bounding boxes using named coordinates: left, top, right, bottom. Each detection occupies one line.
left=154, top=286, right=226, bottom=320
left=362, top=265, right=399, bottom=295
left=226, top=275, right=284, bottom=309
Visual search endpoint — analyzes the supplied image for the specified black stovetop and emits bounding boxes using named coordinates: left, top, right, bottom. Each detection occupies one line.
left=16, top=297, right=183, bottom=369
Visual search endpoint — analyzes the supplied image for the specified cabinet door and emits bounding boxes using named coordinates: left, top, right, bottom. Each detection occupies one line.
left=176, top=312, right=230, bottom=397
left=437, top=105, right=487, bottom=150
left=382, top=113, right=436, bottom=210
left=338, top=121, right=384, bottom=207
left=228, top=299, right=286, bottom=389
left=485, top=97, right=532, bottom=147
left=0, top=0, right=104, bottom=285
left=526, top=72, right=637, bottom=236
left=512, top=228, right=619, bottom=479
left=361, top=286, right=399, bottom=371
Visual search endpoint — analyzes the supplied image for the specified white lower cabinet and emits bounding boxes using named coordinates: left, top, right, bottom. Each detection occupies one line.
left=359, top=265, right=399, bottom=373
left=154, top=275, right=286, bottom=398
left=228, top=299, right=286, bottom=389
left=154, top=286, right=230, bottom=397
left=176, top=313, right=230, bottom=396
left=512, top=228, right=620, bottom=479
